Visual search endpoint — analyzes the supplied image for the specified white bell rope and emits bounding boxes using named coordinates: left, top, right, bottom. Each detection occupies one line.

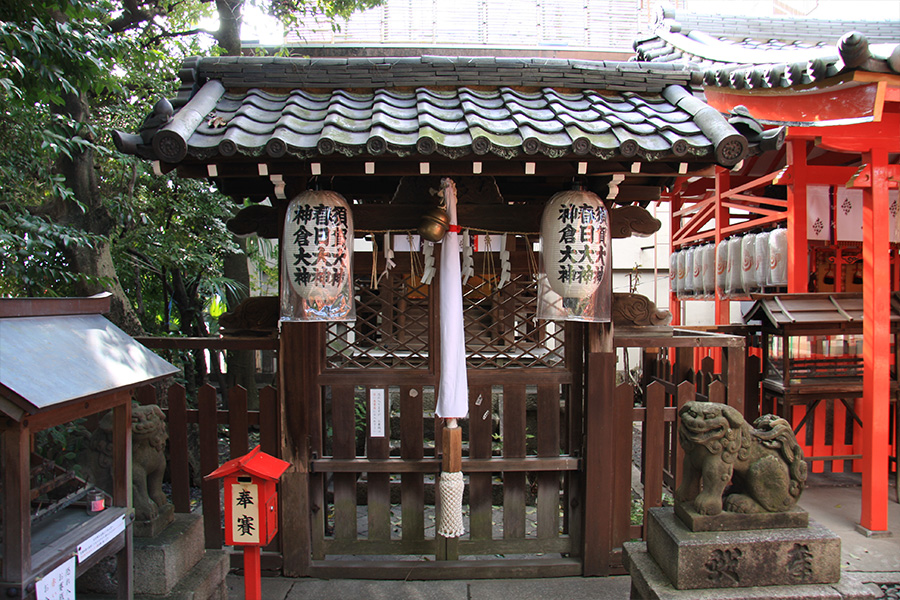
left=435, top=178, right=468, bottom=539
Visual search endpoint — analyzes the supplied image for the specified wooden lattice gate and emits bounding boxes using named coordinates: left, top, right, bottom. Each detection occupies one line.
left=287, top=261, right=585, bottom=578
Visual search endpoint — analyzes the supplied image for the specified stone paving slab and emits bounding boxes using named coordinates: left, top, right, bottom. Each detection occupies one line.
left=469, top=577, right=632, bottom=600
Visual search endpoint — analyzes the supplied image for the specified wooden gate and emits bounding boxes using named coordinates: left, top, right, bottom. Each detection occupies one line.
left=284, top=258, right=585, bottom=578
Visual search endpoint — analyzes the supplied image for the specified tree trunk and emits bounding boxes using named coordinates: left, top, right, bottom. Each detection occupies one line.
left=224, top=237, right=259, bottom=409
left=52, top=92, right=144, bottom=335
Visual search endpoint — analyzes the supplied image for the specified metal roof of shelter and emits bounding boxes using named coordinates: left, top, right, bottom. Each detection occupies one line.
left=0, top=294, right=179, bottom=420
left=633, top=6, right=900, bottom=91
left=743, top=293, right=900, bottom=332
left=114, top=55, right=775, bottom=170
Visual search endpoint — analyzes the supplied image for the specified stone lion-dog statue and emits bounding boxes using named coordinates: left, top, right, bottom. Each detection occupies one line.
left=84, top=403, right=171, bottom=522
left=675, top=401, right=807, bottom=515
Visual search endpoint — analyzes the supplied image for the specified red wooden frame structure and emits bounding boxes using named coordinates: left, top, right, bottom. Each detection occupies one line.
left=665, top=49, right=900, bottom=535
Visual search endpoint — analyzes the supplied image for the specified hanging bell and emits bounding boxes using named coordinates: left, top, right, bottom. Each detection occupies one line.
left=418, top=207, right=450, bottom=242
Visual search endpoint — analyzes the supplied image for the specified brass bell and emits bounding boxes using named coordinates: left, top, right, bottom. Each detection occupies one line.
left=418, top=207, right=450, bottom=242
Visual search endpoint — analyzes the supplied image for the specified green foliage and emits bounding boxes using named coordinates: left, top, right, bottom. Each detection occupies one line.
left=0, top=0, right=381, bottom=339
left=34, top=418, right=90, bottom=475
left=0, top=0, right=124, bottom=104
left=262, top=0, right=383, bottom=31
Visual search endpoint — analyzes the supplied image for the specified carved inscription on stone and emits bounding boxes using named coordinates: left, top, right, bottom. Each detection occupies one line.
left=704, top=548, right=742, bottom=584
left=788, top=543, right=814, bottom=582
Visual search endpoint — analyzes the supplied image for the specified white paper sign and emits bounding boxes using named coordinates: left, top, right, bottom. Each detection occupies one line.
left=807, top=185, right=831, bottom=240
left=369, top=389, right=385, bottom=438
left=77, top=515, right=126, bottom=563
left=231, top=482, right=261, bottom=544
left=836, top=187, right=863, bottom=242
left=36, top=556, right=75, bottom=600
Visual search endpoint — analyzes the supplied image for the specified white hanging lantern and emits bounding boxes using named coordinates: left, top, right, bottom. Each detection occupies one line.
left=540, top=189, right=610, bottom=299
left=703, top=244, right=716, bottom=298
left=716, top=239, right=729, bottom=299
left=693, top=246, right=705, bottom=297
left=741, top=233, right=758, bottom=294
left=282, top=189, right=354, bottom=321
left=755, top=231, right=770, bottom=289
left=684, top=247, right=695, bottom=297
left=726, top=236, right=743, bottom=297
left=768, top=228, right=788, bottom=286
left=676, top=249, right=686, bottom=299
left=669, top=250, right=678, bottom=296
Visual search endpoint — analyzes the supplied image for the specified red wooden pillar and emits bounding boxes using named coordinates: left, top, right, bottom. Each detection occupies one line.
left=786, top=139, right=809, bottom=293
left=860, top=146, right=891, bottom=533
left=669, top=190, right=683, bottom=326
left=713, top=167, right=730, bottom=325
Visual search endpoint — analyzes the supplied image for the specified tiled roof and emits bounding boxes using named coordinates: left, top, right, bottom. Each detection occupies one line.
left=115, top=56, right=762, bottom=168
left=633, top=7, right=900, bottom=90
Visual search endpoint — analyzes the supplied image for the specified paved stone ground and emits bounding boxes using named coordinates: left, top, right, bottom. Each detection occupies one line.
left=225, top=472, right=900, bottom=600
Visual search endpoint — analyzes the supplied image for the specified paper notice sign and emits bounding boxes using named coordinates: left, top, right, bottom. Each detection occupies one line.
left=369, top=389, right=385, bottom=438
left=36, top=556, right=76, bottom=600
left=77, top=515, right=126, bottom=563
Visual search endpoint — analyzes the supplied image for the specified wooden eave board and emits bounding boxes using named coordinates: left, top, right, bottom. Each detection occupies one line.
left=0, top=314, right=178, bottom=417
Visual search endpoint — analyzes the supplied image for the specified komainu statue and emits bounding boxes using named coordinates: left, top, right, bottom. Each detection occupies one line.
left=83, top=403, right=171, bottom=523
left=675, top=401, right=807, bottom=515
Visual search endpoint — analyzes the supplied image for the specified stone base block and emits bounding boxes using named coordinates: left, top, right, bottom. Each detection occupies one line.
left=675, top=502, right=808, bottom=532
left=646, top=507, right=840, bottom=590
left=134, top=503, right=175, bottom=538
left=135, top=550, right=229, bottom=600
left=625, top=542, right=876, bottom=600
left=133, top=513, right=206, bottom=595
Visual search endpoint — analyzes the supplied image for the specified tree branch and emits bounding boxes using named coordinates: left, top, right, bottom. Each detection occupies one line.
left=146, top=27, right=212, bottom=45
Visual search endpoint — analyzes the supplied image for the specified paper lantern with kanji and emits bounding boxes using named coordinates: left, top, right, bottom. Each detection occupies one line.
left=702, top=244, right=715, bottom=298
left=683, top=246, right=695, bottom=297
left=741, top=233, right=758, bottom=294
left=540, top=189, right=610, bottom=299
left=716, top=240, right=728, bottom=298
left=768, top=228, right=788, bottom=286
left=283, top=190, right=354, bottom=320
left=726, top=236, right=743, bottom=297
left=755, top=231, right=770, bottom=288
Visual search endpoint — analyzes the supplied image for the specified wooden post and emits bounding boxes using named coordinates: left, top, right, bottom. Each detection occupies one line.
left=582, top=322, right=614, bottom=576
left=243, top=546, right=262, bottom=600
left=1, top=421, right=30, bottom=588
left=860, top=146, right=891, bottom=533
left=786, top=140, right=809, bottom=293
left=278, top=320, right=318, bottom=576
left=113, top=393, right=133, bottom=600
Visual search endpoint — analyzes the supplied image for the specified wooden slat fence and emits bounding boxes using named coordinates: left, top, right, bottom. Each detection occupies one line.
left=306, top=378, right=581, bottom=578
left=135, top=381, right=282, bottom=567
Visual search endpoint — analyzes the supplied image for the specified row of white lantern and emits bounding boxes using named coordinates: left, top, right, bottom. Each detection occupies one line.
left=672, top=228, right=788, bottom=300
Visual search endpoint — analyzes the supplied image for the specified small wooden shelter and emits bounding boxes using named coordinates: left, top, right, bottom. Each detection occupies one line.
left=635, top=6, right=900, bottom=533
left=114, top=54, right=769, bottom=577
left=0, top=294, right=178, bottom=599
left=743, top=293, right=900, bottom=490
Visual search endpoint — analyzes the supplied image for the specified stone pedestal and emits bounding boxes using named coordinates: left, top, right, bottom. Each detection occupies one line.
left=624, top=507, right=875, bottom=600
left=79, top=513, right=228, bottom=600
left=134, top=502, right=176, bottom=538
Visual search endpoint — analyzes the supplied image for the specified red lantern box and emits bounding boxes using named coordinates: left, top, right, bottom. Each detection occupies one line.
left=205, top=445, right=290, bottom=546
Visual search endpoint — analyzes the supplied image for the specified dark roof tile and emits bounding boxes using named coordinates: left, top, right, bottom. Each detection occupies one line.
left=635, top=7, right=900, bottom=90
left=116, top=56, right=762, bottom=168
